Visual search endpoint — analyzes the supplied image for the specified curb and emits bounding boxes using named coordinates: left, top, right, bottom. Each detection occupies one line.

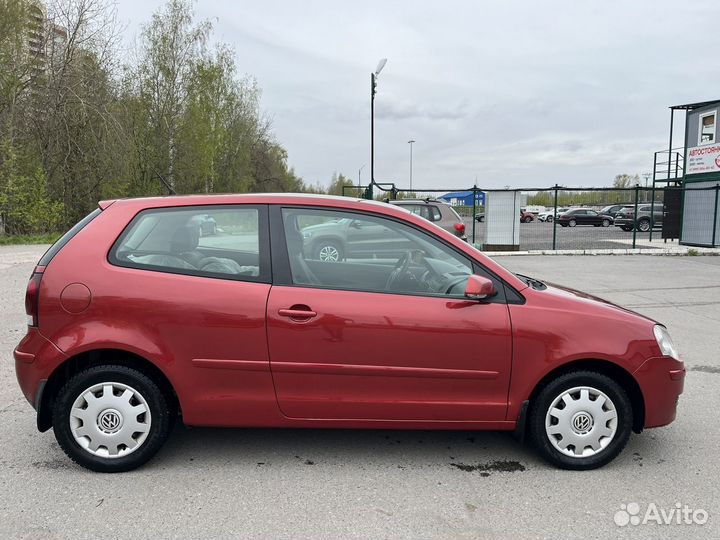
left=484, top=248, right=719, bottom=256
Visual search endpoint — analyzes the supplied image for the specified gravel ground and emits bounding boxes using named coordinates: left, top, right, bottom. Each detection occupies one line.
left=0, top=245, right=718, bottom=539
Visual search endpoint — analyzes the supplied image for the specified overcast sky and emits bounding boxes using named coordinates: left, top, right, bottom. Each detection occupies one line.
left=116, top=0, right=720, bottom=190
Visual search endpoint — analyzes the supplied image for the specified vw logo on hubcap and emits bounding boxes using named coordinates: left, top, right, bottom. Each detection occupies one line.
left=571, top=411, right=594, bottom=434
left=97, top=409, right=123, bottom=433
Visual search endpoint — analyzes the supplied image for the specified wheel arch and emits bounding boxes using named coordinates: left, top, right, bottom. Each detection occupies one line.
left=525, top=358, right=645, bottom=435
left=37, top=348, right=180, bottom=432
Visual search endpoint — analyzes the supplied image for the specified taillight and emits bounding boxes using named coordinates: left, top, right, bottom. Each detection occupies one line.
left=25, top=272, right=42, bottom=327
left=454, top=222, right=466, bottom=234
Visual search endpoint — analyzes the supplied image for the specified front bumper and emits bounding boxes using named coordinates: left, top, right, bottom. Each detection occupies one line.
left=614, top=217, right=634, bottom=227
left=633, top=356, right=685, bottom=428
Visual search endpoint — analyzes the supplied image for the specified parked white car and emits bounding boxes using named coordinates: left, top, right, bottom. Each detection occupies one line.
left=537, top=207, right=569, bottom=222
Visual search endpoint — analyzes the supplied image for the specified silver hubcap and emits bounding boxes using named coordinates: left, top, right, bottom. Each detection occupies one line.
left=569, top=220, right=576, bottom=227
left=318, top=245, right=340, bottom=262
left=545, top=386, right=618, bottom=458
left=69, top=382, right=151, bottom=459
left=639, top=221, right=650, bottom=231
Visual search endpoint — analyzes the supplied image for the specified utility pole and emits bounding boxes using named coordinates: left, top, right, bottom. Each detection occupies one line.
left=408, top=139, right=415, bottom=192
left=369, top=58, right=387, bottom=200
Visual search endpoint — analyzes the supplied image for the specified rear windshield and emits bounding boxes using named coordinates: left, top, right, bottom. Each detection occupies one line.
left=447, top=206, right=463, bottom=221
left=38, top=208, right=101, bottom=267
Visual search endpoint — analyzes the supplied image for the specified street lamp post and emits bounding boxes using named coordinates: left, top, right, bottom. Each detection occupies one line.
left=369, top=58, right=387, bottom=199
left=407, top=139, right=415, bottom=193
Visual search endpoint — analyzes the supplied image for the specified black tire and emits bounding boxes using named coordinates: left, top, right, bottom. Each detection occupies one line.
left=313, top=239, right=344, bottom=262
left=621, top=226, right=633, bottom=232
left=528, top=371, right=632, bottom=470
left=637, top=219, right=651, bottom=232
left=602, top=219, right=610, bottom=227
left=546, top=216, right=553, bottom=223
left=52, top=365, right=172, bottom=473
left=568, top=219, right=577, bottom=227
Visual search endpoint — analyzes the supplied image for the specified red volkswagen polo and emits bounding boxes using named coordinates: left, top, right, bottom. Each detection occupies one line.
left=14, top=194, right=685, bottom=472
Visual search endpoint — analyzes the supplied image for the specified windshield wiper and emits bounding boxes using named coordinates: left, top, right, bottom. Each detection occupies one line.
left=515, top=273, right=547, bottom=290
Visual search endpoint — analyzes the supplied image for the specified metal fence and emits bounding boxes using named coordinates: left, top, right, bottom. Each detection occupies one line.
left=342, top=184, right=720, bottom=251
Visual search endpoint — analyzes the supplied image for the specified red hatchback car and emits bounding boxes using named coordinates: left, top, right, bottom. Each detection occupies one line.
left=14, top=194, right=685, bottom=472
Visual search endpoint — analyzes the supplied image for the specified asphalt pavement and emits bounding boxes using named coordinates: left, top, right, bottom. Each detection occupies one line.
left=0, top=244, right=718, bottom=539
left=462, top=217, right=665, bottom=251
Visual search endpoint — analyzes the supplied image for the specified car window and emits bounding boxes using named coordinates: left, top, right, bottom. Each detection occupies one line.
left=429, top=205, right=442, bottom=221
left=281, top=208, right=473, bottom=297
left=587, top=210, right=598, bottom=216
left=110, top=205, right=267, bottom=281
left=402, top=204, right=431, bottom=220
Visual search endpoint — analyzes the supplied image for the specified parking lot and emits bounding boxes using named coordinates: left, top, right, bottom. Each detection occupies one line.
left=0, top=244, right=718, bottom=540
left=462, top=217, right=665, bottom=251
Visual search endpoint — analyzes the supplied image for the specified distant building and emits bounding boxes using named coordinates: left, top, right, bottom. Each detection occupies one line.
left=22, top=1, right=67, bottom=85
left=438, top=190, right=485, bottom=207
left=657, top=100, right=720, bottom=247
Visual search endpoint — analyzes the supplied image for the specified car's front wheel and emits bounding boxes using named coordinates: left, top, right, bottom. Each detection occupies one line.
left=637, top=219, right=651, bottom=232
left=546, top=216, right=553, bottom=223
left=314, top=240, right=343, bottom=262
left=52, top=365, right=172, bottom=473
left=602, top=219, right=611, bottom=227
left=529, top=371, right=632, bottom=469
left=568, top=219, right=577, bottom=227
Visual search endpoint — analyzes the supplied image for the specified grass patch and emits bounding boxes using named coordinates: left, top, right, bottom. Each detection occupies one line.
left=0, top=233, right=61, bottom=246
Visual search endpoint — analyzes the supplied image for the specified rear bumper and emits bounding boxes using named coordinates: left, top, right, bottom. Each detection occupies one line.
left=633, top=356, right=685, bottom=428
left=14, top=328, right=66, bottom=409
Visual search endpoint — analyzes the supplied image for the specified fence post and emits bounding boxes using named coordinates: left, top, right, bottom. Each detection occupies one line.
left=552, top=184, right=559, bottom=251
left=471, top=186, right=477, bottom=245
left=713, top=184, right=719, bottom=247
left=632, top=184, right=640, bottom=249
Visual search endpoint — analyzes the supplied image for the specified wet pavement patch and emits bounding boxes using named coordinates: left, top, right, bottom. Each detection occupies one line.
left=690, top=365, right=720, bottom=374
left=450, top=460, right=526, bottom=474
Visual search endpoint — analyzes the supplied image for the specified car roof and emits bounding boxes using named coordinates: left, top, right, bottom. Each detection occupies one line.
left=389, top=198, right=445, bottom=205
left=100, top=193, right=422, bottom=224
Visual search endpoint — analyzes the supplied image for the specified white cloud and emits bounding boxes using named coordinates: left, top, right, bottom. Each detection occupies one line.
left=115, top=0, right=720, bottom=189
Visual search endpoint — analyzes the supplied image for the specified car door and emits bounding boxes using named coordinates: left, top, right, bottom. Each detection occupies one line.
left=266, top=205, right=513, bottom=422
left=585, top=210, right=600, bottom=225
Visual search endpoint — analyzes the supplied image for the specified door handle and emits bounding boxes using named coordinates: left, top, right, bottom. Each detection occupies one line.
left=278, top=307, right=317, bottom=319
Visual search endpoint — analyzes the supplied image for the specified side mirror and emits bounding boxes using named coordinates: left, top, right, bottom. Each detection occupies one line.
left=465, top=275, right=496, bottom=300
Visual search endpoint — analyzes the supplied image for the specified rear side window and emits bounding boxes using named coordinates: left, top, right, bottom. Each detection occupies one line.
left=109, top=205, right=269, bottom=282
left=38, top=208, right=101, bottom=267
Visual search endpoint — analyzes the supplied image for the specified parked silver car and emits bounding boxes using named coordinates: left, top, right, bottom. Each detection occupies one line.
left=389, top=198, right=467, bottom=241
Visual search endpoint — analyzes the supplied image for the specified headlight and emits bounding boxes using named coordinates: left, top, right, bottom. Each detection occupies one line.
left=654, top=325, right=680, bottom=360
left=302, top=231, right=312, bottom=239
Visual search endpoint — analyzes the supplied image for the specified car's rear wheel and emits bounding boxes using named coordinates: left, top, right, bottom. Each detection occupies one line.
left=314, top=240, right=343, bottom=262
left=568, top=219, right=577, bottom=227
left=602, top=219, right=611, bottom=227
left=52, top=365, right=172, bottom=473
left=637, top=219, right=651, bottom=232
left=529, top=371, right=632, bottom=469
left=546, top=216, right=553, bottom=223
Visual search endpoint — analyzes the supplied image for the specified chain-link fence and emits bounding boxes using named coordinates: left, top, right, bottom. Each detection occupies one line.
left=342, top=184, right=720, bottom=251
